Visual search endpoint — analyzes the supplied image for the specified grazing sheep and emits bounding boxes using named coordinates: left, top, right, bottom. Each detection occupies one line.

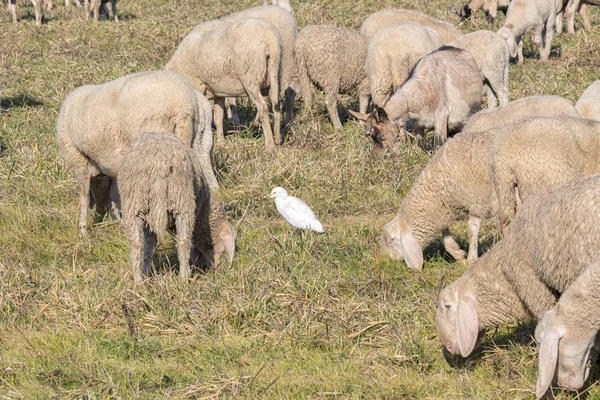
left=497, top=0, right=556, bottom=64
left=356, top=46, right=483, bottom=150
left=458, top=0, right=511, bottom=23
left=56, top=70, right=213, bottom=235
left=462, top=95, right=578, bottom=132
left=489, top=116, right=600, bottom=231
left=166, top=18, right=282, bottom=150
left=377, top=128, right=498, bottom=270
left=262, top=0, right=293, bottom=15
left=535, top=258, right=600, bottom=398
left=289, top=24, right=370, bottom=129
left=119, top=132, right=199, bottom=284
left=119, top=132, right=235, bottom=284
left=85, top=0, right=118, bottom=23
left=448, top=30, right=510, bottom=108
left=360, top=8, right=462, bottom=43
left=435, top=174, right=600, bottom=357
left=365, top=22, right=444, bottom=108
left=575, top=80, right=600, bottom=120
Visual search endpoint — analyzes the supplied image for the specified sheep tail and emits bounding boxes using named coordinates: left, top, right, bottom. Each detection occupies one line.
left=144, top=175, right=170, bottom=240
left=268, top=39, right=282, bottom=109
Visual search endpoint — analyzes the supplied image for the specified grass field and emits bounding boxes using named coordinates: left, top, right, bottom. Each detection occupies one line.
left=1, top=0, right=600, bottom=398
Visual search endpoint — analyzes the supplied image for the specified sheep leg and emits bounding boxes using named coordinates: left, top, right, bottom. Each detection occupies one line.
left=555, top=9, right=564, bottom=34
left=128, top=217, right=145, bottom=285
left=442, top=229, right=467, bottom=261
left=90, top=0, right=100, bottom=22
left=111, top=0, right=118, bottom=22
left=77, top=165, right=92, bottom=236
left=246, top=86, right=276, bottom=151
left=213, top=97, right=226, bottom=144
left=84, top=0, right=89, bottom=19
left=467, top=216, right=482, bottom=263
left=325, top=90, right=343, bottom=130
left=579, top=3, right=590, bottom=31
left=566, top=0, right=580, bottom=33
left=543, top=16, right=555, bottom=62
left=283, top=86, right=297, bottom=127
left=226, top=98, right=241, bottom=125
left=484, top=85, right=498, bottom=108
left=433, top=116, right=448, bottom=149
left=517, top=38, right=524, bottom=64
left=9, top=0, right=16, bottom=23
left=175, top=215, right=193, bottom=280
left=359, top=94, right=370, bottom=115
left=142, top=229, right=156, bottom=279
left=31, top=0, right=43, bottom=26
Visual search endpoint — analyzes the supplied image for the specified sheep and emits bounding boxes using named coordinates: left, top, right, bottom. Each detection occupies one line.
left=559, top=0, right=598, bottom=33
left=166, top=18, right=282, bottom=151
left=458, top=0, right=511, bottom=23
left=119, top=132, right=236, bottom=285
left=462, top=95, right=578, bottom=132
left=575, top=80, right=600, bottom=120
left=85, top=0, right=117, bottom=23
left=496, top=0, right=556, bottom=64
left=448, top=30, right=510, bottom=108
left=56, top=70, right=216, bottom=235
left=11, top=0, right=52, bottom=25
left=535, top=258, right=600, bottom=398
left=360, top=8, right=462, bottom=43
left=435, top=174, right=600, bottom=357
left=220, top=6, right=297, bottom=121
left=365, top=22, right=444, bottom=108
left=354, top=46, right=482, bottom=150
left=288, top=24, right=370, bottom=129
left=489, top=116, right=600, bottom=232
left=262, top=0, right=293, bottom=15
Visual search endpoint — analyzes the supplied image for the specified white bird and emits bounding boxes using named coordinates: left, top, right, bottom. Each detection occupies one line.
left=269, top=187, right=324, bottom=232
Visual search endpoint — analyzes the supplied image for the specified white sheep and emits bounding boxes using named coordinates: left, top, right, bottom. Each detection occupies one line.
left=365, top=22, right=444, bottom=108
left=119, top=132, right=235, bottom=284
left=462, top=95, right=577, bottom=132
left=358, top=46, right=483, bottom=149
left=289, top=24, right=370, bottom=129
left=166, top=18, right=282, bottom=151
left=575, top=80, right=600, bottom=120
left=448, top=30, right=510, bottom=108
left=435, top=174, right=600, bottom=357
left=56, top=70, right=216, bottom=235
left=559, top=0, right=598, bottom=33
left=535, top=258, right=600, bottom=398
left=360, top=8, right=462, bottom=43
left=458, top=0, right=511, bottom=23
left=84, top=0, right=117, bottom=23
left=261, top=0, right=293, bottom=15
left=10, top=0, right=52, bottom=25
left=489, top=116, right=600, bottom=231
left=497, top=0, right=556, bottom=64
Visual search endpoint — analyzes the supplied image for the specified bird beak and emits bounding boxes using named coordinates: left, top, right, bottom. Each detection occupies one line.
left=268, top=193, right=276, bottom=198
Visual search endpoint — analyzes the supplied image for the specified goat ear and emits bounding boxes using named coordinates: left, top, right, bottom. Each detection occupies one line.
left=400, top=230, right=423, bottom=270
left=456, top=293, right=479, bottom=357
left=348, top=109, right=373, bottom=122
left=376, top=107, right=390, bottom=123
left=536, top=327, right=561, bottom=399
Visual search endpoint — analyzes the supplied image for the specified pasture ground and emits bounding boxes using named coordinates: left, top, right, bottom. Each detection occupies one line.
left=1, top=0, right=600, bottom=398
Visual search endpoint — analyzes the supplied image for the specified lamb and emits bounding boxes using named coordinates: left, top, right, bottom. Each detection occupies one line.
left=119, top=132, right=235, bottom=284
left=559, top=0, right=598, bottom=33
left=458, top=0, right=511, bottom=23
left=535, top=258, right=600, bottom=398
left=360, top=8, right=462, bottom=43
left=575, top=80, right=600, bottom=120
left=364, top=22, right=444, bottom=108
left=354, top=46, right=482, bottom=149
left=462, top=95, right=577, bottom=132
left=166, top=18, right=282, bottom=150
left=289, top=24, right=370, bottom=129
left=496, top=0, right=556, bottom=64
left=435, top=174, right=600, bottom=357
left=377, top=128, right=498, bottom=270
left=489, top=116, right=600, bottom=231
left=56, top=70, right=216, bottom=235
left=448, top=30, right=510, bottom=108
left=261, top=0, right=293, bottom=15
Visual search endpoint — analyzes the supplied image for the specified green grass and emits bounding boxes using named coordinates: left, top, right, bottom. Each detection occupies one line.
left=1, top=0, right=600, bottom=398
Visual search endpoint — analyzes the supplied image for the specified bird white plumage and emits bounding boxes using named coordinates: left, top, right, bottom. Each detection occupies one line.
left=270, top=187, right=324, bottom=232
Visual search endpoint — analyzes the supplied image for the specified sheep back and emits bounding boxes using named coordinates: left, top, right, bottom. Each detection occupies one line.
left=576, top=80, right=600, bottom=120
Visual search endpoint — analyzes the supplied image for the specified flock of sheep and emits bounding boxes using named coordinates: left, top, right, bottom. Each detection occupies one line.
left=8, top=0, right=599, bottom=396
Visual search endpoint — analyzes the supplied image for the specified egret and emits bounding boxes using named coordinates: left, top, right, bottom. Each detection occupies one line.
left=269, top=187, right=324, bottom=232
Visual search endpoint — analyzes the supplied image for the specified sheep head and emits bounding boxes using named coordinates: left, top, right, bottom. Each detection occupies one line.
left=380, top=218, right=423, bottom=270
left=535, top=308, right=600, bottom=398
left=435, top=277, right=485, bottom=357
left=498, top=27, right=518, bottom=58
left=348, top=108, right=400, bottom=156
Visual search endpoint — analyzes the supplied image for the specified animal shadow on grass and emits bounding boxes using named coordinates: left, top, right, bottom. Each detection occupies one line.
left=0, top=94, right=44, bottom=111
left=518, top=43, right=562, bottom=62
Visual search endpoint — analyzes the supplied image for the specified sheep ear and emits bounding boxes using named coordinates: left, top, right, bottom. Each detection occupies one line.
left=400, top=230, right=423, bottom=270
left=536, top=328, right=561, bottom=399
left=457, top=293, right=479, bottom=357
left=348, top=109, right=374, bottom=122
